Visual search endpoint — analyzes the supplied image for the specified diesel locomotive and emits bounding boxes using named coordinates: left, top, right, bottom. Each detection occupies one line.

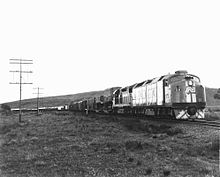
left=69, top=70, right=206, bottom=119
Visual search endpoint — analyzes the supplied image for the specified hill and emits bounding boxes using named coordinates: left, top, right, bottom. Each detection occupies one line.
left=2, top=87, right=220, bottom=110
left=3, top=87, right=120, bottom=109
left=205, top=87, right=220, bottom=107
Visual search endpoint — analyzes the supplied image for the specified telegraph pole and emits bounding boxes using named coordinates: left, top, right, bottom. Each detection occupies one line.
left=9, top=59, right=33, bottom=122
left=33, top=87, right=43, bottom=115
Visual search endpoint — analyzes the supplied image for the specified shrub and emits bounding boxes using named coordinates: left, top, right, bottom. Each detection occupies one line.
left=163, top=169, right=171, bottom=176
left=214, top=93, right=220, bottom=99
left=205, top=112, right=220, bottom=120
left=166, top=127, right=183, bottom=136
left=125, top=140, right=143, bottom=151
left=1, top=104, right=11, bottom=115
left=143, top=167, right=152, bottom=175
left=214, top=88, right=220, bottom=99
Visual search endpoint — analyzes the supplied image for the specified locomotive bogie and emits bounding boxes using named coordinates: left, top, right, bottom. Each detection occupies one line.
left=173, top=108, right=205, bottom=119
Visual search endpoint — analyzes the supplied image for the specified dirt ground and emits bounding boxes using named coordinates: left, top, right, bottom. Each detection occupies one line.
left=0, top=112, right=219, bottom=177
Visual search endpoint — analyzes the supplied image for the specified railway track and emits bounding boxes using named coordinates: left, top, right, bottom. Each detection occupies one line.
left=146, top=117, right=220, bottom=129
left=71, top=111, right=220, bottom=129
left=11, top=108, right=220, bottom=129
left=89, top=112, right=220, bottom=130
left=127, top=114, right=220, bottom=129
left=191, top=120, right=220, bottom=129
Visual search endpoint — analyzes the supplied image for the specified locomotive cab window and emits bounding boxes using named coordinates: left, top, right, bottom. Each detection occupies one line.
left=188, top=80, right=193, bottom=86
left=164, top=79, right=168, bottom=86
left=185, top=76, right=193, bottom=80
left=175, top=86, right=181, bottom=91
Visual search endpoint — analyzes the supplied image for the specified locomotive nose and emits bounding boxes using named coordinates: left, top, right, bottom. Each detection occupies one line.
left=187, top=106, right=197, bottom=116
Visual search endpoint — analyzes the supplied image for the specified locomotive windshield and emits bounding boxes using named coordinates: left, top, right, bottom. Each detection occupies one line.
left=185, top=75, right=200, bottom=83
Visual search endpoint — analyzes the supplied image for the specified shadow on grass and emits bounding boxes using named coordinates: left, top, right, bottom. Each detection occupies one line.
left=122, top=119, right=183, bottom=136
left=0, top=123, right=20, bottom=135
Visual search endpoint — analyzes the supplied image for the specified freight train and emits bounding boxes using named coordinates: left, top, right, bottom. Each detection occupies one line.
left=69, top=70, right=206, bottom=119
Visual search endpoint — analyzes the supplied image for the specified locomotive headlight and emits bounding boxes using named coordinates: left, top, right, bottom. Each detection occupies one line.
left=188, top=80, right=193, bottom=86
left=187, top=106, right=197, bottom=116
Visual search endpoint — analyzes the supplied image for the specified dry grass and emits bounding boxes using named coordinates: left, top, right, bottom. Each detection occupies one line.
left=205, top=111, right=220, bottom=121
left=0, top=112, right=219, bottom=177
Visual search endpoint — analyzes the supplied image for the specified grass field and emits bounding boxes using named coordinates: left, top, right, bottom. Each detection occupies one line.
left=0, top=112, right=219, bottom=177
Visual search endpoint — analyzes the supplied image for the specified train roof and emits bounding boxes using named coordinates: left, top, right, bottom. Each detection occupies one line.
left=167, top=70, right=200, bottom=82
left=121, top=83, right=137, bottom=92
left=132, top=70, right=199, bottom=89
left=133, top=75, right=168, bottom=89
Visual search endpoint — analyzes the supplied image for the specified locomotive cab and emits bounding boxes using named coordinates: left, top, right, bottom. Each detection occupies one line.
left=168, top=70, right=206, bottom=119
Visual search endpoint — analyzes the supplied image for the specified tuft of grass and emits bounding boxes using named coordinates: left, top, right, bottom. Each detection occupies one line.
left=166, top=127, right=183, bottom=136
left=198, top=167, right=213, bottom=176
left=210, top=137, right=219, bottom=151
left=125, top=140, right=143, bottom=151
left=136, top=160, right=142, bottom=166
left=163, top=169, right=171, bottom=176
left=0, top=123, right=19, bottom=134
left=143, top=167, right=152, bottom=175
left=185, top=137, right=219, bottom=160
left=127, top=157, right=134, bottom=162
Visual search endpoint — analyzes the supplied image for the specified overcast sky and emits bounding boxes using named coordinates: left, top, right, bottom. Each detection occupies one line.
left=0, top=0, right=219, bottom=104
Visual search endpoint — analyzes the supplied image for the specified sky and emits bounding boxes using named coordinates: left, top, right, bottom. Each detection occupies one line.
left=0, top=0, right=219, bottom=104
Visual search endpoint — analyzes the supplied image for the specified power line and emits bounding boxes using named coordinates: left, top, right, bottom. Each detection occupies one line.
left=33, top=87, right=43, bottom=116
left=9, top=59, right=33, bottom=122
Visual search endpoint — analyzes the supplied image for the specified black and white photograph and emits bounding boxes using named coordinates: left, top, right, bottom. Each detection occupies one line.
left=0, top=0, right=219, bottom=176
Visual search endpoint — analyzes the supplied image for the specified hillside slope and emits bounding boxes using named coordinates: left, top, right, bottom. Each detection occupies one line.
left=4, top=87, right=120, bottom=109
left=205, top=87, right=220, bottom=107
left=2, top=87, right=220, bottom=109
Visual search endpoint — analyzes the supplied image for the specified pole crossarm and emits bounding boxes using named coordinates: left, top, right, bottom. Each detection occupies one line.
left=9, top=58, right=33, bottom=61
left=10, top=71, right=33, bottom=73
left=9, top=62, right=33, bottom=64
left=10, top=59, right=33, bottom=61
left=10, top=82, right=33, bottom=84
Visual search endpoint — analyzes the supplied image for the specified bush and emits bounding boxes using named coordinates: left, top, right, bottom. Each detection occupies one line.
left=125, top=140, right=143, bottom=151
left=1, top=104, right=11, bottom=111
left=213, top=88, right=220, bottom=99
left=214, top=93, right=220, bottom=99
left=166, top=127, right=183, bottom=136
left=205, top=112, right=220, bottom=120
left=143, top=167, right=152, bottom=175
left=1, top=104, right=11, bottom=115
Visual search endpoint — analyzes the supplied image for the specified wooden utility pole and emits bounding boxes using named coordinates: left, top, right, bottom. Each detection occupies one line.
left=33, top=87, right=43, bottom=115
left=9, top=59, right=33, bottom=122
